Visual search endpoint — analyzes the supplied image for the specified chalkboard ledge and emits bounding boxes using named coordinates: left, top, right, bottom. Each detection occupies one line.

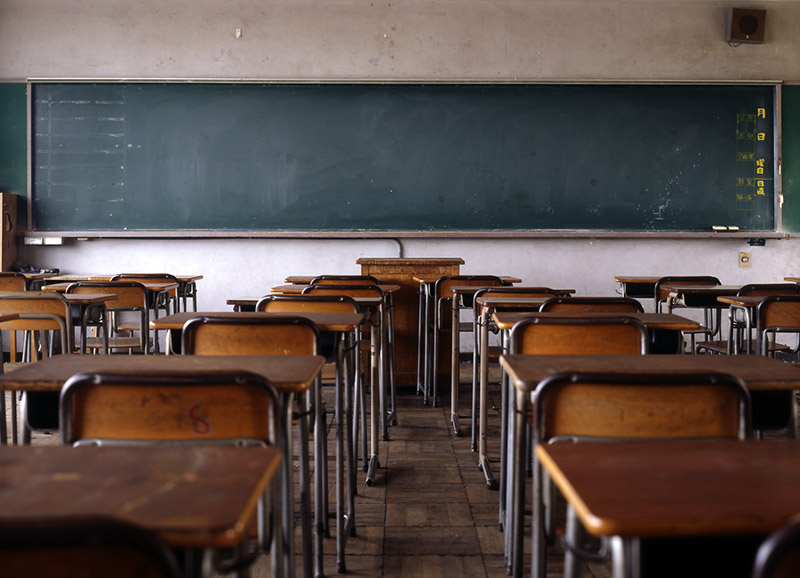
left=21, top=230, right=789, bottom=240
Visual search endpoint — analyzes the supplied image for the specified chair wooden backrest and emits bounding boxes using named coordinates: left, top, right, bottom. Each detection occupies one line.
left=111, top=273, right=179, bottom=295
left=257, top=294, right=360, bottom=315
left=434, top=275, right=504, bottom=314
left=473, top=286, right=561, bottom=300
left=653, top=275, right=721, bottom=312
left=66, top=281, right=148, bottom=311
left=509, top=316, right=649, bottom=355
left=110, top=273, right=179, bottom=313
left=756, top=295, right=800, bottom=356
left=301, top=283, right=384, bottom=300
left=182, top=315, right=319, bottom=356
left=752, top=515, right=800, bottom=578
left=66, top=281, right=150, bottom=353
left=533, top=371, right=751, bottom=443
left=539, top=296, right=644, bottom=313
left=0, top=292, right=74, bottom=355
left=310, top=275, right=379, bottom=286
left=58, top=370, right=284, bottom=558
left=59, top=370, right=281, bottom=445
left=0, top=272, right=30, bottom=292
left=0, top=516, right=181, bottom=578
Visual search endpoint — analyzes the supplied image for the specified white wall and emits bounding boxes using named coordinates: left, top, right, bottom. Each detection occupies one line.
left=3, top=0, right=800, bottom=310
left=18, top=236, right=800, bottom=316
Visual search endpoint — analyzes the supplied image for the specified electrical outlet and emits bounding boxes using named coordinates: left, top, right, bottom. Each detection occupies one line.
left=739, top=252, right=751, bottom=267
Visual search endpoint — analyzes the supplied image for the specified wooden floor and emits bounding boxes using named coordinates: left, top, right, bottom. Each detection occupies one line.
left=22, top=374, right=612, bottom=578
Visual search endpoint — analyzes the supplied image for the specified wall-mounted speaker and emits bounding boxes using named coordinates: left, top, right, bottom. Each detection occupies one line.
left=727, top=8, right=766, bottom=44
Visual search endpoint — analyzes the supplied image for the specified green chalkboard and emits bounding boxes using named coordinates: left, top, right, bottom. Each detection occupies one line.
left=780, top=85, right=800, bottom=232
left=31, top=82, right=776, bottom=232
left=0, top=83, right=27, bottom=202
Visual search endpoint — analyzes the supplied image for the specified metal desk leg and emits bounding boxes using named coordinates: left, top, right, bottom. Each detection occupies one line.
left=417, top=283, right=425, bottom=396
left=478, top=306, right=497, bottom=489
left=386, top=293, right=397, bottom=426
left=297, top=391, right=314, bottom=578
left=334, top=333, right=348, bottom=573
left=366, top=315, right=381, bottom=486
left=450, top=295, right=462, bottom=436
left=513, top=387, right=527, bottom=578
left=610, top=536, right=640, bottom=578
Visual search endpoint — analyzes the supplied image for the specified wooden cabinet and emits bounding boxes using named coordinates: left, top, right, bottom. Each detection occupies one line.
left=0, top=193, right=17, bottom=271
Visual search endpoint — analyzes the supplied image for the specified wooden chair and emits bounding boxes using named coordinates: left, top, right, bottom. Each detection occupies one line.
left=430, top=275, right=503, bottom=407
left=110, top=273, right=179, bottom=316
left=65, top=281, right=151, bottom=354
left=0, top=516, right=182, bottom=578
left=505, top=315, right=648, bottom=577
left=531, top=370, right=751, bottom=578
left=181, top=314, right=319, bottom=578
left=509, top=315, right=649, bottom=355
left=257, top=294, right=361, bottom=572
left=696, top=283, right=800, bottom=355
left=752, top=515, right=800, bottom=578
left=0, top=273, right=29, bottom=445
left=470, top=286, right=562, bottom=448
left=0, top=272, right=30, bottom=363
left=0, top=292, right=75, bottom=444
left=653, top=275, right=722, bottom=350
left=59, top=370, right=286, bottom=578
left=301, top=283, right=396, bottom=440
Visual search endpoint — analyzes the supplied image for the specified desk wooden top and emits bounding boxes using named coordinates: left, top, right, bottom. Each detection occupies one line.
left=43, top=281, right=178, bottom=293
left=151, top=311, right=363, bottom=333
left=0, top=353, right=325, bottom=394
left=62, top=293, right=119, bottom=305
left=614, top=275, right=662, bottom=283
left=475, top=296, right=549, bottom=311
left=270, top=283, right=400, bottom=295
left=538, top=439, right=800, bottom=538
left=229, top=295, right=383, bottom=310
left=47, top=274, right=203, bottom=283
left=492, top=311, right=701, bottom=332
left=717, top=295, right=766, bottom=307
left=0, top=445, right=280, bottom=549
left=663, top=284, right=742, bottom=295
left=0, top=292, right=117, bottom=306
left=500, top=353, right=800, bottom=394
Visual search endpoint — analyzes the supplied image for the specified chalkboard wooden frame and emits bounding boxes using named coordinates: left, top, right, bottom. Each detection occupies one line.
left=27, top=80, right=780, bottom=236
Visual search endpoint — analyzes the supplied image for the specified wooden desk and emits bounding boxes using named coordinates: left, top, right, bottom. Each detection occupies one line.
left=0, top=313, right=17, bottom=444
left=493, top=311, right=701, bottom=332
left=500, top=353, right=800, bottom=578
left=0, top=353, right=324, bottom=394
left=0, top=352, right=322, bottom=578
left=614, top=275, right=660, bottom=302
left=538, top=439, right=800, bottom=578
left=0, top=444, right=281, bottom=573
left=662, top=283, right=742, bottom=309
left=46, top=274, right=203, bottom=312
